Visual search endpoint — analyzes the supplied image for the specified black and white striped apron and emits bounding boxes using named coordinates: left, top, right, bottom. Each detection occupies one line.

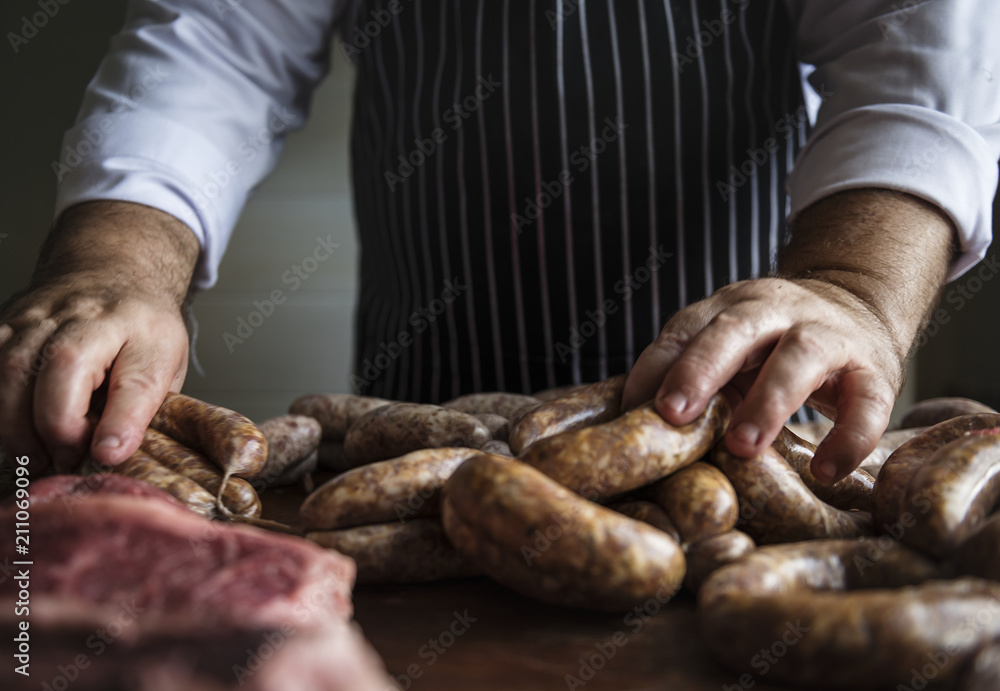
left=345, top=0, right=809, bottom=403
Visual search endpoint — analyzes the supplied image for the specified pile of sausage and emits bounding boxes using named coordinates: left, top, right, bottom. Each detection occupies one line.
left=87, top=384, right=1000, bottom=689
left=290, top=382, right=1000, bottom=690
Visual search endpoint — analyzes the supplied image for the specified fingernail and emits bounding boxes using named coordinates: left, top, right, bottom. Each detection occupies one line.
left=95, top=435, right=122, bottom=451
left=731, top=422, right=760, bottom=446
left=818, top=461, right=838, bottom=482
left=662, top=392, right=687, bottom=416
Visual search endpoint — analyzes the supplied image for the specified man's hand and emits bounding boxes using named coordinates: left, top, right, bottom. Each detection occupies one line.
left=0, top=201, right=200, bottom=472
left=623, top=189, right=956, bottom=484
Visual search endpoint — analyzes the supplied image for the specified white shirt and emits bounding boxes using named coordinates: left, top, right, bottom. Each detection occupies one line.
left=55, top=0, right=1000, bottom=289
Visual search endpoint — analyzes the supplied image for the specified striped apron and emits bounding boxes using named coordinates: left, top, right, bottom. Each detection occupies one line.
left=344, top=0, right=808, bottom=403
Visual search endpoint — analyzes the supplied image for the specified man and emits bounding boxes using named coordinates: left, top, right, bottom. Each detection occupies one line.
left=1, top=0, right=997, bottom=485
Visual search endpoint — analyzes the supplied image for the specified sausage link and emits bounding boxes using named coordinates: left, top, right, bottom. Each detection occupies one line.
left=901, top=397, right=997, bottom=430
left=872, top=414, right=1000, bottom=534
left=442, top=392, right=542, bottom=419
left=710, top=446, right=872, bottom=544
left=647, top=462, right=738, bottom=544
left=288, top=393, right=392, bottom=441
left=520, top=395, right=730, bottom=501
left=531, top=383, right=593, bottom=402
left=698, top=539, right=998, bottom=689
left=771, top=427, right=875, bottom=513
left=473, top=413, right=510, bottom=442
left=481, top=440, right=514, bottom=457
left=509, top=374, right=627, bottom=454
left=609, top=500, right=682, bottom=543
left=442, top=454, right=686, bottom=611
left=257, top=415, right=322, bottom=488
left=343, top=403, right=491, bottom=465
left=140, top=429, right=261, bottom=518
left=102, top=450, right=217, bottom=518
left=858, top=427, right=925, bottom=477
left=901, top=431, right=1000, bottom=557
left=301, top=447, right=482, bottom=530
left=307, top=518, right=479, bottom=584
left=149, top=392, right=268, bottom=481
left=783, top=420, right=833, bottom=446
left=954, top=512, right=1000, bottom=581
left=682, top=530, right=754, bottom=594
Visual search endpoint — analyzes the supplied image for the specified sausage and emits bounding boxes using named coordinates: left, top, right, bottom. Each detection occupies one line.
left=300, top=447, right=482, bottom=530
left=531, top=383, right=592, bottom=402
left=957, top=644, right=1000, bottom=691
left=698, top=539, right=1000, bottom=689
left=481, top=439, right=514, bottom=457
left=710, top=446, right=873, bottom=544
left=646, top=462, right=738, bottom=544
left=473, top=413, right=509, bottom=442
left=317, top=440, right=351, bottom=472
left=954, top=512, right=1000, bottom=581
left=343, top=403, right=491, bottom=464
left=256, top=415, right=322, bottom=488
left=858, top=427, right=925, bottom=477
left=609, top=500, right=682, bottom=543
left=872, top=413, right=1000, bottom=535
left=900, top=397, right=997, bottom=430
left=307, top=518, right=480, bottom=584
left=784, top=419, right=833, bottom=446
left=771, top=427, right=875, bottom=513
left=520, top=394, right=731, bottom=501
left=901, top=430, right=1000, bottom=557
left=509, top=374, right=627, bottom=454
left=442, top=392, right=542, bottom=419
left=682, top=530, right=754, bottom=594
left=140, top=429, right=262, bottom=518
left=288, top=393, right=392, bottom=441
left=101, top=450, right=218, bottom=518
left=273, top=449, right=318, bottom=486
left=441, top=454, right=686, bottom=611
left=149, top=392, right=268, bottom=482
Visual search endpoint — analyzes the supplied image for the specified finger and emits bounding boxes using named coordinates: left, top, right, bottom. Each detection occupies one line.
left=624, top=300, right=735, bottom=411
left=654, top=305, right=786, bottom=425
left=90, top=337, right=187, bottom=467
left=723, top=325, right=839, bottom=458
left=811, top=372, right=893, bottom=484
left=0, top=321, right=60, bottom=473
left=32, top=320, right=127, bottom=472
left=0, top=324, right=13, bottom=349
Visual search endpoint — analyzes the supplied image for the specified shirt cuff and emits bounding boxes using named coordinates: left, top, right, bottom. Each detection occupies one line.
left=54, top=110, right=262, bottom=290
left=788, top=104, right=999, bottom=280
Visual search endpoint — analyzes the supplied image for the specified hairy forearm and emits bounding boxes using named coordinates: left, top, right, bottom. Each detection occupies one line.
left=779, top=189, right=957, bottom=366
left=30, top=200, right=201, bottom=307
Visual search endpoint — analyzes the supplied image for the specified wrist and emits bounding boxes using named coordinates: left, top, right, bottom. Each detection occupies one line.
left=32, top=201, right=201, bottom=308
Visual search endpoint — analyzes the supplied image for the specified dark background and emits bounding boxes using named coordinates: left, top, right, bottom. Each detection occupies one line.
left=1, top=0, right=998, bottom=416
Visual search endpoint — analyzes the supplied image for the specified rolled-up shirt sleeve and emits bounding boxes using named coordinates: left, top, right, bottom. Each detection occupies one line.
left=55, top=0, right=346, bottom=289
left=787, top=0, right=1000, bottom=278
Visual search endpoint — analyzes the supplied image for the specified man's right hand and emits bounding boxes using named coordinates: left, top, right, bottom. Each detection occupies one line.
left=0, top=201, right=200, bottom=473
